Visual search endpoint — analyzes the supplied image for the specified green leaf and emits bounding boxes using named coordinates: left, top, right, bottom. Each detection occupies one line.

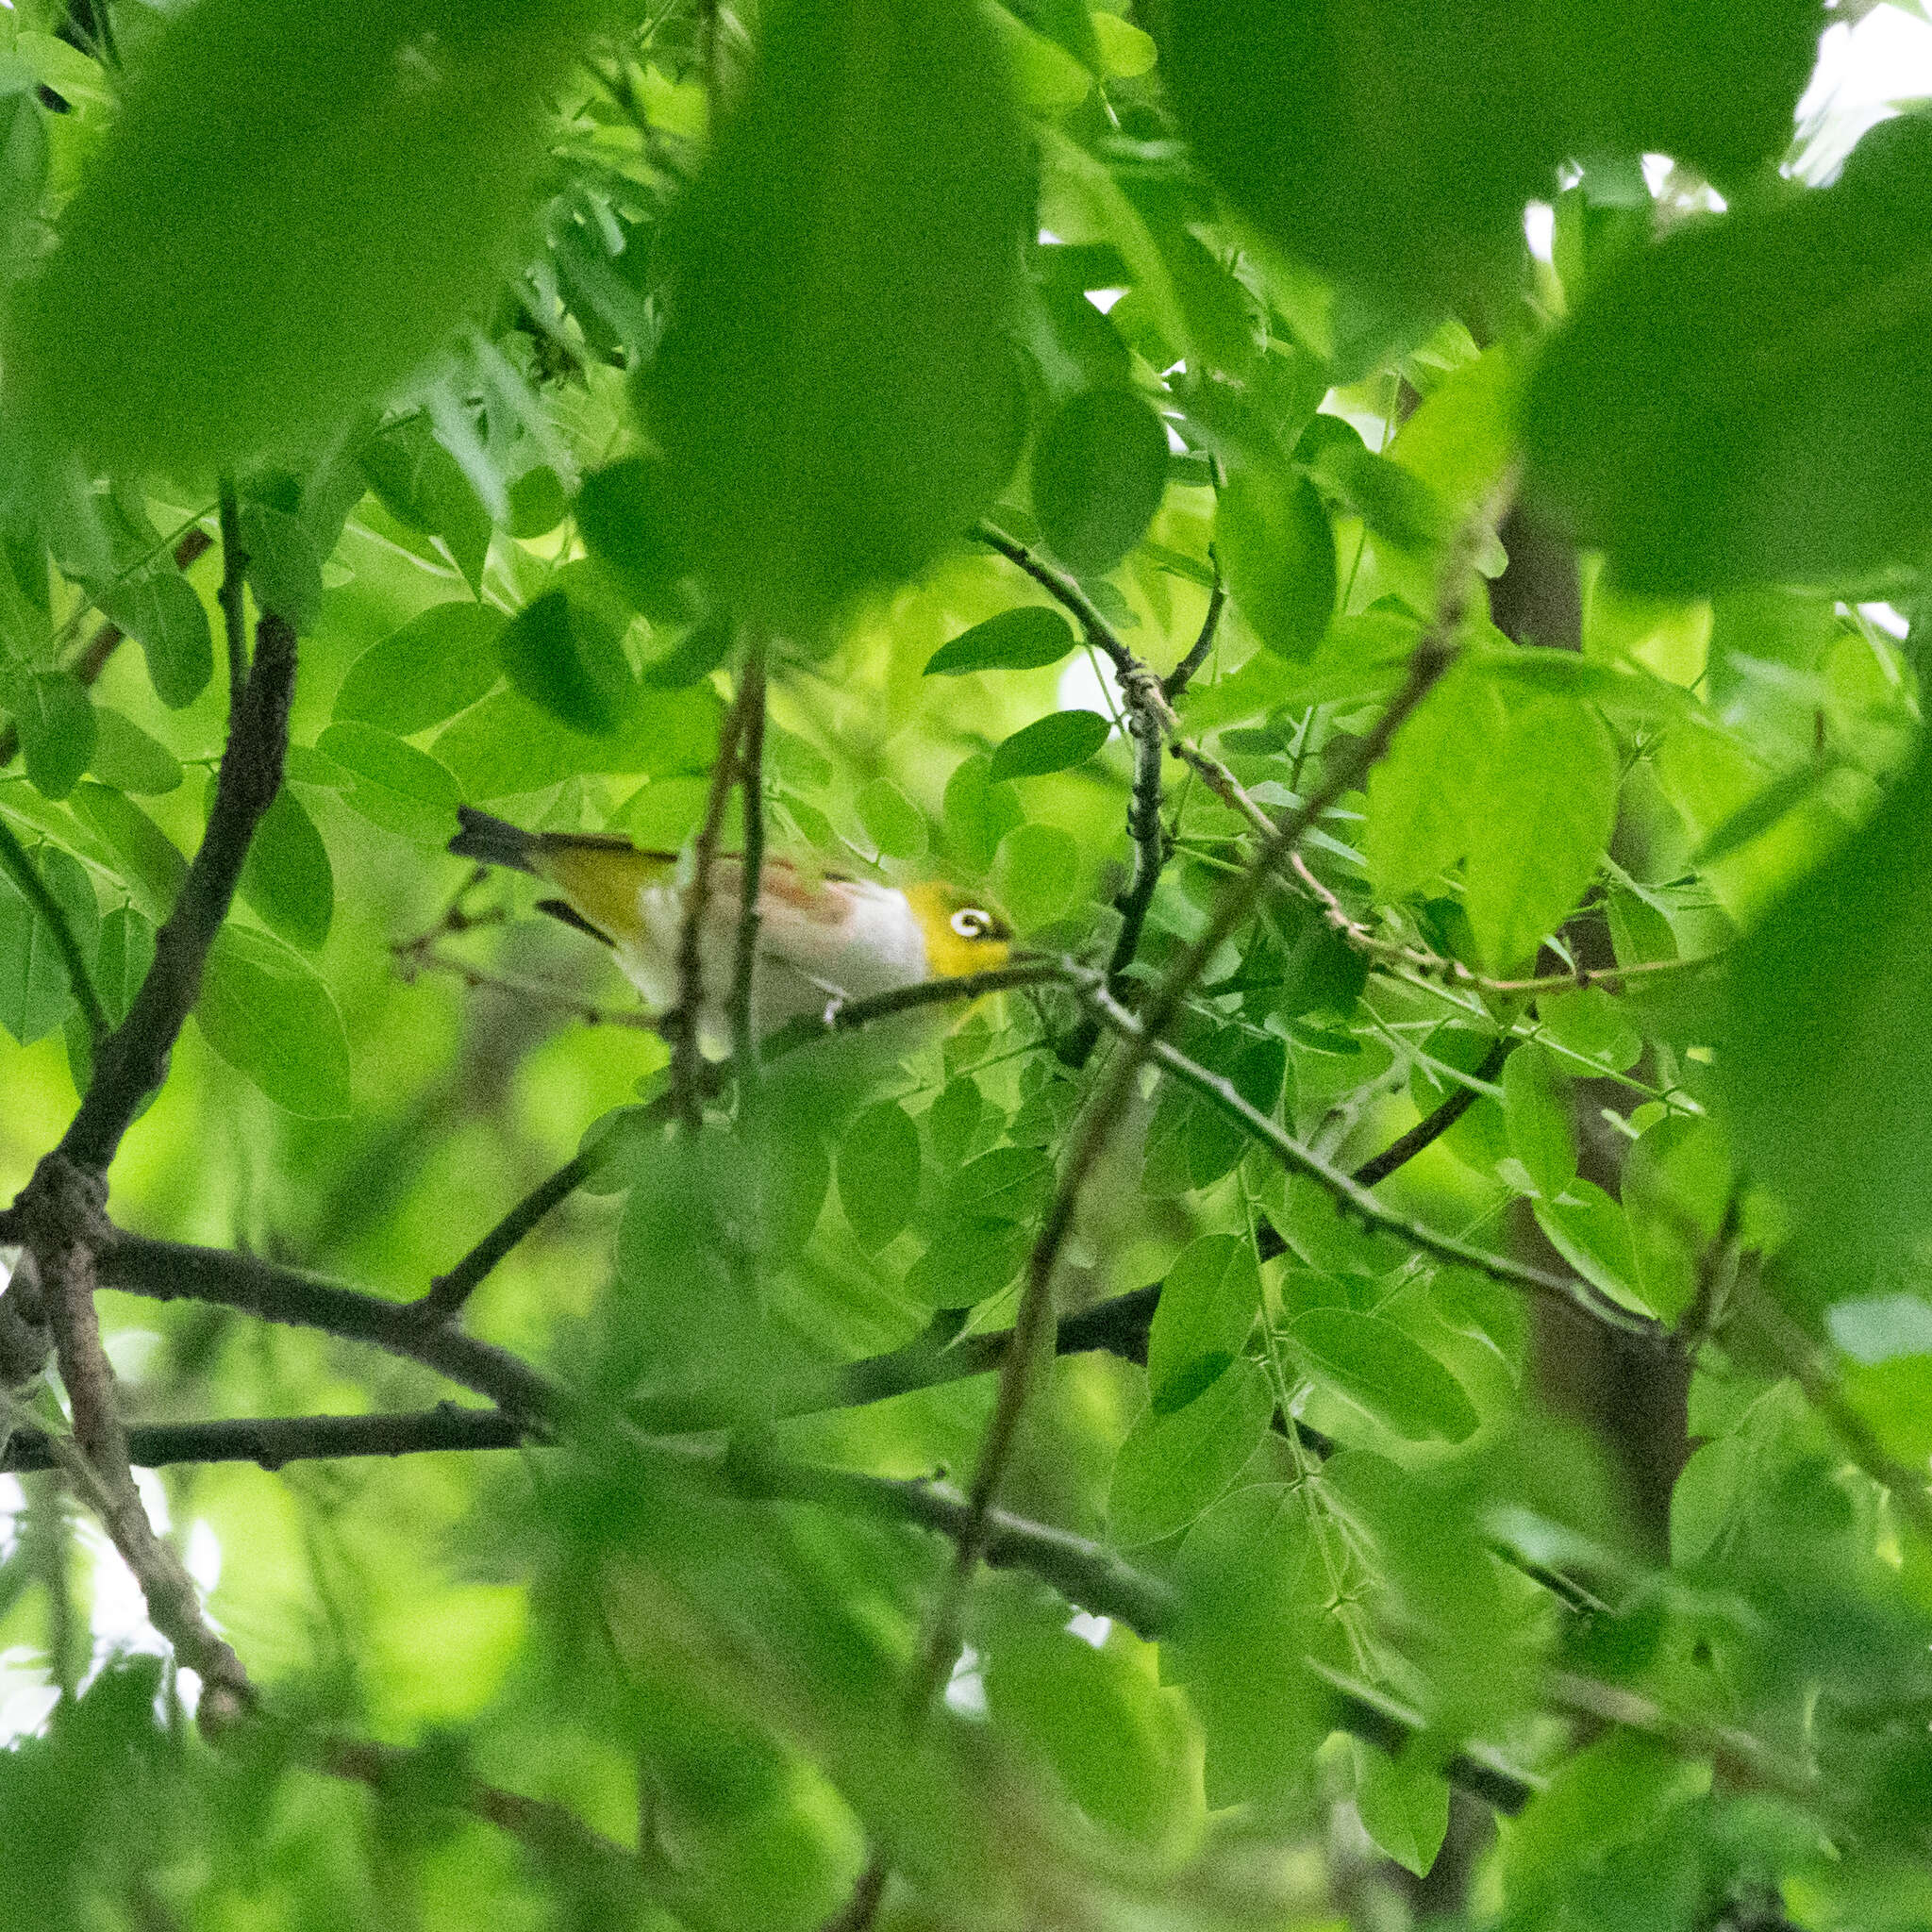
left=942, top=1144, right=1054, bottom=1227
left=942, top=752, right=1025, bottom=872
left=986, top=1630, right=1188, bottom=1841
left=1526, top=113, right=1932, bottom=595
left=505, top=465, right=567, bottom=541
left=924, top=607, right=1078, bottom=677
left=1462, top=692, right=1617, bottom=971
left=908, top=1220, right=1029, bottom=1309
left=15, top=672, right=95, bottom=801
left=240, top=788, right=334, bottom=953
left=195, top=924, right=351, bottom=1118
left=1215, top=464, right=1335, bottom=659
left=432, top=685, right=721, bottom=800
left=1624, top=1114, right=1731, bottom=1324
left=1363, top=664, right=1508, bottom=898
left=1146, top=1234, right=1259, bottom=1416
left=93, top=906, right=156, bottom=1026
left=1032, top=389, right=1170, bottom=578
left=1161, top=0, right=1819, bottom=314
left=837, top=1102, right=923, bottom=1252
left=239, top=502, right=324, bottom=631
left=1503, top=1047, right=1576, bottom=1200
left=641, top=614, right=737, bottom=691
left=102, top=569, right=213, bottom=710
left=1166, top=1485, right=1340, bottom=1807
left=5, top=0, right=588, bottom=476
left=1720, top=736, right=1932, bottom=1280
left=643, top=0, right=1028, bottom=635
left=333, top=603, right=506, bottom=734
left=575, top=458, right=704, bottom=625
left=856, top=777, right=926, bottom=861
left=1355, top=1743, right=1451, bottom=1879
left=1108, top=1355, right=1273, bottom=1544
left=361, top=416, right=494, bottom=594
left=495, top=590, right=639, bottom=739
left=1290, top=1308, right=1479, bottom=1441
left=988, top=710, right=1111, bottom=784
left=86, top=708, right=183, bottom=796
left=69, top=783, right=188, bottom=922
left=1533, top=1176, right=1641, bottom=1311
left=0, top=841, right=81, bottom=1043
left=991, top=822, right=1081, bottom=931
left=313, top=722, right=460, bottom=846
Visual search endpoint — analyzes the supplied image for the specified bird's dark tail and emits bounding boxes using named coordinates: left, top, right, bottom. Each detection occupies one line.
left=449, top=807, right=541, bottom=875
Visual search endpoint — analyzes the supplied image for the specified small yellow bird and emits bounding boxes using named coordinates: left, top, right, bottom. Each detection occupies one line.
left=450, top=808, right=1011, bottom=1048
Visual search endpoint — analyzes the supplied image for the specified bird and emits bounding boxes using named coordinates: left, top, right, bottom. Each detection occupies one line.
left=448, top=807, right=1012, bottom=1050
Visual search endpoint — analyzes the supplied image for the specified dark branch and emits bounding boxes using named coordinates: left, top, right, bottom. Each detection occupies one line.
left=217, top=478, right=248, bottom=696
left=412, top=1146, right=607, bottom=1327
left=60, top=614, right=297, bottom=1172
left=730, top=634, right=768, bottom=1080
left=1162, top=545, right=1226, bottom=701
left=1351, top=1037, right=1511, bottom=1187
left=94, top=1232, right=563, bottom=1424
left=0, top=1404, right=525, bottom=1475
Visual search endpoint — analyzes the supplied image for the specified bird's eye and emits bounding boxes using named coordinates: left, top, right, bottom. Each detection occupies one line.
left=951, top=908, right=992, bottom=940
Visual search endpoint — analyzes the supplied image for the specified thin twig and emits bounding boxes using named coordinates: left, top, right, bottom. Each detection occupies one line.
left=1351, top=1037, right=1511, bottom=1186
left=973, top=520, right=1142, bottom=683
left=1288, top=850, right=1725, bottom=995
left=400, top=942, right=662, bottom=1032
left=0, top=815, right=108, bottom=1046
left=729, top=634, right=768, bottom=1083
left=669, top=692, right=749, bottom=1130
left=900, top=501, right=1502, bottom=1739
left=1162, top=544, right=1226, bottom=701
left=217, top=479, right=248, bottom=698
left=59, top=615, right=297, bottom=1172
left=1078, top=972, right=1660, bottom=1340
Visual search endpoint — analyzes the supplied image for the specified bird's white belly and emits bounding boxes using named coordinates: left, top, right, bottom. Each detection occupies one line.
left=613, top=871, right=931, bottom=1050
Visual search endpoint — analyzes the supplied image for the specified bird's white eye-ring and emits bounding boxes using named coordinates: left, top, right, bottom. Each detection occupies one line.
left=951, top=907, right=994, bottom=940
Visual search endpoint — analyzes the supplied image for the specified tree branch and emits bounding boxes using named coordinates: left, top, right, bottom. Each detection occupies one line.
left=11, top=1158, right=255, bottom=1731
left=669, top=688, right=749, bottom=1130
left=1350, top=1036, right=1511, bottom=1187
left=59, top=613, right=297, bottom=1172
left=0, top=1403, right=525, bottom=1475
left=216, top=478, right=248, bottom=697
left=730, top=634, right=768, bottom=1083
left=1162, top=544, right=1226, bottom=702
left=93, top=1231, right=563, bottom=1424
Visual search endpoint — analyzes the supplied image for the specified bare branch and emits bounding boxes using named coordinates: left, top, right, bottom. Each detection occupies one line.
left=13, top=1157, right=254, bottom=1731
left=60, top=613, right=298, bottom=1173
left=729, top=633, right=768, bottom=1082
left=216, top=478, right=248, bottom=696
left=669, top=688, right=749, bottom=1130
left=1162, top=544, right=1226, bottom=701
left=0, top=1403, right=525, bottom=1475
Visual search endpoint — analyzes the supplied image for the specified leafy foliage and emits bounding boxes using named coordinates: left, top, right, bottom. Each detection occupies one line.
left=0, top=4, right=1928, bottom=1931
